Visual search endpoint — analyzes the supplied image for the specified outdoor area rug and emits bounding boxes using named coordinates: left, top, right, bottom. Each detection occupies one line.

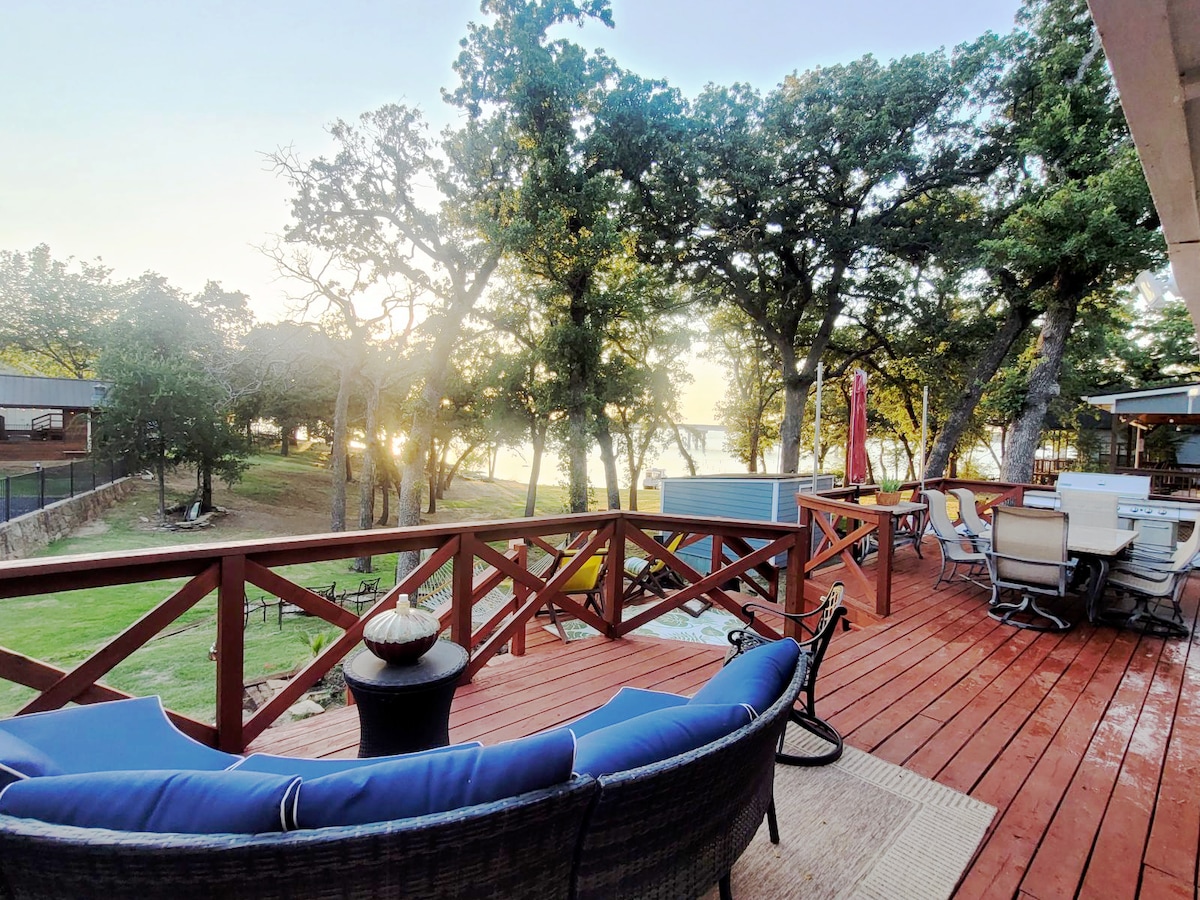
left=543, top=603, right=747, bottom=644
left=703, top=730, right=996, bottom=900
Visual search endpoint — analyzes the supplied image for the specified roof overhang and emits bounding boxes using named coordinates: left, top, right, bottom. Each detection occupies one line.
left=1084, top=381, right=1200, bottom=425
left=1087, top=0, right=1200, bottom=336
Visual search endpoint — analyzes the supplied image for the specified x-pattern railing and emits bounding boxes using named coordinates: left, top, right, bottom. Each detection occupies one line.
left=0, top=511, right=808, bottom=752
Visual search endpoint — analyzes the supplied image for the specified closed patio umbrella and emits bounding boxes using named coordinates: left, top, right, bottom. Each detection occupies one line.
left=848, top=369, right=868, bottom=484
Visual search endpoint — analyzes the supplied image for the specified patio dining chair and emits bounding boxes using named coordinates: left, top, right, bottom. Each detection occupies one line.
left=923, top=489, right=988, bottom=589
left=1102, top=522, right=1199, bottom=637
left=985, top=507, right=1076, bottom=632
left=948, top=487, right=992, bottom=548
left=725, top=581, right=849, bottom=767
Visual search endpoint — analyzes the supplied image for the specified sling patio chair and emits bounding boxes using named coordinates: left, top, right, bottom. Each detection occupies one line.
left=539, top=549, right=607, bottom=642
left=948, top=487, right=993, bottom=548
left=622, top=532, right=711, bottom=618
left=725, top=581, right=849, bottom=766
left=1101, top=522, right=1199, bottom=637
left=924, top=488, right=989, bottom=589
left=985, top=506, right=1076, bottom=632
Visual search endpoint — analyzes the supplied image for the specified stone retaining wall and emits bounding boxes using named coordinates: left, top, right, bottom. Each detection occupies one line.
left=0, top=477, right=136, bottom=560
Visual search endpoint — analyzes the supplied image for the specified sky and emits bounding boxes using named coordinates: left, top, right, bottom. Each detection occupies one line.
left=0, top=0, right=1023, bottom=422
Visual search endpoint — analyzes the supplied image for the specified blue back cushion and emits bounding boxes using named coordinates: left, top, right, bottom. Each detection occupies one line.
left=231, top=742, right=481, bottom=779
left=0, top=697, right=240, bottom=774
left=690, top=638, right=801, bottom=714
left=296, top=728, right=575, bottom=828
left=0, top=769, right=300, bottom=834
left=573, top=703, right=753, bottom=778
left=0, top=732, right=62, bottom=789
left=565, top=688, right=687, bottom=739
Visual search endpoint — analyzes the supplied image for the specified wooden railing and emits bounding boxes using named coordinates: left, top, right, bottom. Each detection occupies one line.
left=0, top=511, right=808, bottom=752
left=797, top=477, right=1042, bottom=617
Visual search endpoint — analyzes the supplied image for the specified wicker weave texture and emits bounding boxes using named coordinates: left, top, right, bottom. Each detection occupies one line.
left=0, top=778, right=597, bottom=900
left=572, top=654, right=809, bottom=900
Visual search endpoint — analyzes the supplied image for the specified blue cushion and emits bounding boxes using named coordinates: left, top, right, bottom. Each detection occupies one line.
left=565, top=687, right=687, bottom=739
left=0, top=731, right=62, bottom=789
left=0, top=697, right=241, bottom=774
left=573, top=704, right=753, bottom=777
left=296, top=728, right=576, bottom=828
left=690, top=638, right=801, bottom=714
left=230, top=742, right=482, bottom=778
left=0, top=769, right=300, bottom=834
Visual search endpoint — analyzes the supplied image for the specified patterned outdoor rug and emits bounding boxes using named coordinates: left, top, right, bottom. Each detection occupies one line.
left=543, top=603, right=747, bottom=644
left=705, top=730, right=996, bottom=900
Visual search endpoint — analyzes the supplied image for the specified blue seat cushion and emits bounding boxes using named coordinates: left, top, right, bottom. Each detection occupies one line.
left=0, top=697, right=241, bottom=774
left=0, top=731, right=62, bottom=789
left=0, top=769, right=300, bottom=834
left=565, top=687, right=687, bottom=739
left=296, top=728, right=575, bottom=828
left=573, top=703, right=753, bottom=777
left=690, top=637, right=801, bottom=714
left=230, top=742, right=481, bottom=778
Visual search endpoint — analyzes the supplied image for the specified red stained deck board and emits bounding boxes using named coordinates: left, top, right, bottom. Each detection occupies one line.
left=847, top=614, right=1018, bottom=752
left=1019, top=634, right=1169, bottom=899
left=1072, top=635, right=1191, bottom=899
left=926, top=626, right=1093, bottom=790
left=954, top=629, right=1142, bottom=900
left=1137, top=865, right=1195, bottom=900
left=1138, top=582, right=1200, bottom=886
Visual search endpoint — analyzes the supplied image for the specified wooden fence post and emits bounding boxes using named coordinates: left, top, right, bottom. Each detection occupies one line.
left=451, top=536, right=474, bottom=652
left=604, top=515, right=625, bottom=636
left=510, top=540, right=527, bottom=657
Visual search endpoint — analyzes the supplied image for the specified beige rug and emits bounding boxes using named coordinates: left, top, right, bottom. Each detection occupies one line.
left=705, top=730, right=996, bottom=900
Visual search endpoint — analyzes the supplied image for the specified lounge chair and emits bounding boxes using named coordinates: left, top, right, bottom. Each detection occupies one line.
left=623, top=532, right=711, bottom=617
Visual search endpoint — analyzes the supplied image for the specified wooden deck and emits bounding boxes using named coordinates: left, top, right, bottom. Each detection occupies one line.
left=254, top=548, right=1200, bottom=900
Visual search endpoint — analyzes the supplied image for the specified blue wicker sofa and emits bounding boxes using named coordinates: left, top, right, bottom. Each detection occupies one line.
left=0, top=639, right=806, bottom=900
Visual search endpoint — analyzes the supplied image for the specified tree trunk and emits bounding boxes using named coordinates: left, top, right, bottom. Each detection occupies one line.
left=596, top=414, right=621, bottom=511
left=778, top=372, right=812, bottom=474
left=524, top=425, right=546, bottom=517
left=156, top=449, right=166, bottom=521
left=426, top=443, right=438, bottom=515
left=329, top=361, right=355, bottom=533
left=200, top=461, right=213, bottom=511
left=280, top=427, right=291, bottom=457
left=1001, top=297, right=1078, bottom=483
left=925, top=300, right=1035, bottom=478
left=353, top=383, right=380, bottom=573
left=669, top=422, right=698, bottom=476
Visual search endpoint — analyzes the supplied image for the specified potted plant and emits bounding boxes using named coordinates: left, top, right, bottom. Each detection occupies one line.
left=876, top=477, right=903, bottom=507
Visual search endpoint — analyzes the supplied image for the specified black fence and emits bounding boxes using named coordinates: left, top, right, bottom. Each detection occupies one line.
left=1, top=458, right=131, bottom=524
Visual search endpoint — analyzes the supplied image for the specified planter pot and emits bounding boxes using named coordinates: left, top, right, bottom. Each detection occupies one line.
left=876, top=491, right=902, bottom=507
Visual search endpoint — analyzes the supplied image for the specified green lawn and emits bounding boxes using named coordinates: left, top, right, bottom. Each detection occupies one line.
left=0, top=446, right=656, bottom=721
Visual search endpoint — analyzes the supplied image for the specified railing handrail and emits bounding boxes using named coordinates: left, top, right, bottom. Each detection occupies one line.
left=0, top=509, right=810, bottom=752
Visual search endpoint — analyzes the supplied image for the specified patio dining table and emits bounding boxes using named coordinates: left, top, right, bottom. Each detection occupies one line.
left=1066, top=524, right=1137, bottom=624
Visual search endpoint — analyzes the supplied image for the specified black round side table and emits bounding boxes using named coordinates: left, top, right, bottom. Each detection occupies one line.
left=343, top=640, right=469, bottom=757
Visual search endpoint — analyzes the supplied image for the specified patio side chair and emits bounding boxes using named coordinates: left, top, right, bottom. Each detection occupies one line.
left=924, top=489, right=989, bottom=589
left=985, top=507, right=1075, bottom=632
left=1103, top=522, right=1199, bottom=637
left=948, top=487, right=992, bottom=548
left=539, top=549, right=607, bottom=641
left=726, top=581, right=849, bottom=767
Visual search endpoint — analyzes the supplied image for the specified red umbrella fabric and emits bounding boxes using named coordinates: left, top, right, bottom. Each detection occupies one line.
left=847, top=369, right=868, bottom=484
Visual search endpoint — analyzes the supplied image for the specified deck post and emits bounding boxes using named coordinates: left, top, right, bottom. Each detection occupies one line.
left=510, top=540, right=527, bottom=656
left=604, top=515, right=625, bottom=636
left=215, top=554, right=246, bottom=752
left=451, top=536, right=474, bottom=652
left=875, top=512, right=894, bottom=617
left=783, top=525, right=806, bottom=640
